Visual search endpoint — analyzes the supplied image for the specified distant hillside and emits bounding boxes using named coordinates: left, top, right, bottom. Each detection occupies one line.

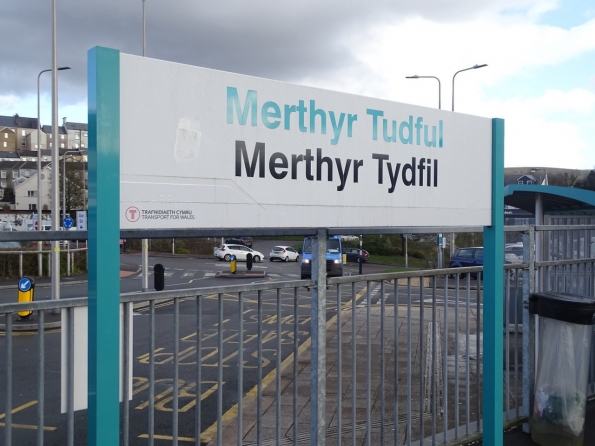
left=505, top=167, right=591, bottom=181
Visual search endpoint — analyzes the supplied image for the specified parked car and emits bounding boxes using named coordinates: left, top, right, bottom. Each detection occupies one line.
left=449, top=246, right=521, bottom=279
left=344, top=248, right=369, bottom=263
left=214, top=244, right=264, bottom=262
left=224, top=236, right=253, bottom=247
left=448, top=247, right=483, bottom=278
left=269, top=245, right=300, bottom=262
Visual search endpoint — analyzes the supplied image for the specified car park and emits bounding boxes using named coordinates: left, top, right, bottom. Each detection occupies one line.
left=214, top=244, right=264, bottom=262
left=344, top=248, right=369, bottom=263
left=269, top=245, right=300, bottom=262
left=224, top=236, right=253, bottom=247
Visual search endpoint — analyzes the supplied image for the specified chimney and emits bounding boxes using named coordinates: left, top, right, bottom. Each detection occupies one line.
left=63, top=117, right=67, bottom=126
left=14, top=113, right=20, bottom=126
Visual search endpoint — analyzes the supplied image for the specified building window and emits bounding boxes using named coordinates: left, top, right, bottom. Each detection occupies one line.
left=81, top=143, right=85, bottom=148
left=0, top=181, right=6, bottom=188
left=75, top=133, right=79, bottom=140
left=24, top=170, right=31, bottom=177
left=49, top=143, right=52, bottom=148
left=12, top=170, right=18, bottom=178
left=29, top=204, right=37, bottom=211
left=27, top=190, right=36, bottom=197
left=0, top=171, right=5, bottom=179
left=83, top=133, right=87, bottom=137
left=83, top=155, right=88, bottom=162
left=74, top=143, right=79, bottom=148
left=3, top=133, right=7, bottom=138
left=21, top=139, right=26, bottom=146
left=2, top=142, right=6, bottom=148
left=21, top=130, right=26, bottom=136
left=61, top=135, right=64, bottom=140
left=60, top=143, right=64, bottom=148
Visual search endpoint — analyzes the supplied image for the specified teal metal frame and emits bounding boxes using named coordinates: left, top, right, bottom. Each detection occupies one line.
left=87, top=46, right=121, bottom=446
left=483, top=118, right=505, bottom=445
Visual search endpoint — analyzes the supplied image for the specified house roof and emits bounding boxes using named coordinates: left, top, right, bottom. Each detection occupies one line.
left=17, top=149, right=53, bottom=158
left=504, top=184, right=595, bottom=215
left=64, top=121, right=88, bottom=131
left=0, top=114, right=39, bottom=130
left=504, top=174, right=537, bottom=186
left=41, top=125, right=67, bottom=135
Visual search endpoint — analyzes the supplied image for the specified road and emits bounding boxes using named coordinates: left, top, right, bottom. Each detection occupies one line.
left=0, top=240, right=492, bottom=445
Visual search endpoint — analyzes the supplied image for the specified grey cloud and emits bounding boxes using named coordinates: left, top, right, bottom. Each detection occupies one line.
left=1, top=0, right=542, bottom=109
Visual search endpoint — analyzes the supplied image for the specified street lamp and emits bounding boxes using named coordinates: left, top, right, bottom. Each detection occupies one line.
left=531, top=168, right=548, bottom=185
left=405, top=75, right=442, bottom=109
left=451, top=64, right=487, bottom=111
left=405, top=74, right=443, bottom=266
left=37, top=66, right=70, bottom=276
left=61, top=150, right=82, bottom=224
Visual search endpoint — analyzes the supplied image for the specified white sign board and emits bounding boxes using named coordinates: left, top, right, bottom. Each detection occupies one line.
left=119, top=54, right=493, bottom=229
left=76, top=210, right=87, bottom=231
left=61, top=303, right=133, bottom=412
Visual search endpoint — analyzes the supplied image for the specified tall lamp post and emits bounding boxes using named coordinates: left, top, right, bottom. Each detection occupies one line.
left=141, top=0, right=149, bottom=291
left=37, top=66, right=70, bottom=276
left=450, top=64, right=487, bottom=255
left=405, top=75, right=441, bottom=109
left=61, top=150, right=81, bottom=223
left=405, top=74, right=444, bottom=267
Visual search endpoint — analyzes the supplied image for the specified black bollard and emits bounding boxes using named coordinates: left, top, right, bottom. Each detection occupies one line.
left=246, top=253, right=253, bottom=271
left=154, top=263, right=165, bottom=291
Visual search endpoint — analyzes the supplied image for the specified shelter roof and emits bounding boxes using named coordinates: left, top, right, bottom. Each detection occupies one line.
left=504, top=184, right=595, bottom=215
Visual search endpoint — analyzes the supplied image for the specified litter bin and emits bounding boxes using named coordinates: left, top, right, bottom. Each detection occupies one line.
left=529, top=292, right=595, bottom=446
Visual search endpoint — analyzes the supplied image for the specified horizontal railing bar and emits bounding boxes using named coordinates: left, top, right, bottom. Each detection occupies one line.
left=0, top=280, right=316, bottom=314
left=536, top=258, right=595, bottom=268
left=1, top=226, right=486, bottom=241
left=1, top=223, right=593, bottom=242
left=0, top=297, right=88, bottom=313
left=119, top=279, right=315, bottom=303
left=329, top=267, right=483, bottom=284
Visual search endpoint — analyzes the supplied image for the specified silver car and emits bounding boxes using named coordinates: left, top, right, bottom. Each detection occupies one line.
left=214, top=244, right=264, bottom=262
left=269, top=245, right=300, bottom=262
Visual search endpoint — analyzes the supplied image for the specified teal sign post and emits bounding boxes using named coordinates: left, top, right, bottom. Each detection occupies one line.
left=87, top=46, right=120, bottom=446
left=483, top=118, right=505, bottom=446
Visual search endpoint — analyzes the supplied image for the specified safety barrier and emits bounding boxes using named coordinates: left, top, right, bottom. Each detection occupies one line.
left=1, top=225, right=594, bottom=445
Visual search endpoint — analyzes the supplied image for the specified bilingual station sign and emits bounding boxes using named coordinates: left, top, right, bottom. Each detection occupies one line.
left=118, top=54, right=493, bottom=229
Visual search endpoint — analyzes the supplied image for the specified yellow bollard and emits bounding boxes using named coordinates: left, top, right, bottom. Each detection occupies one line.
left=17, top=276, right=35, bottom=319
left=230, top=255, right=237, bottom=274
left=343, top=254, right=347, bottom=264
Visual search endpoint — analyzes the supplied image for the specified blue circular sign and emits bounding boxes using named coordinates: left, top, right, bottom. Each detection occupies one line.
left=63, top=216, right=74, bottom=229
left=18, top=277, right=32, bottom=292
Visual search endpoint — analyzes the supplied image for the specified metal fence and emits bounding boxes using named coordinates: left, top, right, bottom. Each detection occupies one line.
left=1, top=225, right=594, bottom=446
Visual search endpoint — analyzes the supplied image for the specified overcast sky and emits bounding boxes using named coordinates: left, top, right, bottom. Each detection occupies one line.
left=1, top=0, right=594, bottom=168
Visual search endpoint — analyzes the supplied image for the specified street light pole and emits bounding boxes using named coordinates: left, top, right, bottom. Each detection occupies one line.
left=450, top=64, right=488, bottom=256
left=51, top=0, right=61, bottom=301
left=405, top=74, right=444, bottom=267
left=405, top=75, right=441, bottom=109
left=62, top=150, right=79, bottom=225
left=37, top=68, right=51, bottom=276
left=451, top=64, right=487, bottom=112
left=141, top=0, right=149, bottom=291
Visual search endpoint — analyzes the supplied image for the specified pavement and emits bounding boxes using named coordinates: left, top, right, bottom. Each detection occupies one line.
left=1, top=259, right=591, bottom=445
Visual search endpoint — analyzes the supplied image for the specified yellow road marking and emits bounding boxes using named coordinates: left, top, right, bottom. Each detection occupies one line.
left=138, top=433, right=195, bottom=442
left=0, top=400, right=57, bottom=431
left=200, top=285, right=369, bottom=443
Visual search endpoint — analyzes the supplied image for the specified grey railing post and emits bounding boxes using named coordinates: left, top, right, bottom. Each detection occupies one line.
left=522, top=228, right=536, bottom=433
left=311, top=228, right=327, bottom=446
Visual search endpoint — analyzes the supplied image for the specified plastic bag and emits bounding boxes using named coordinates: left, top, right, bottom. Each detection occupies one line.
left=532, top=317, right=591, bottom=445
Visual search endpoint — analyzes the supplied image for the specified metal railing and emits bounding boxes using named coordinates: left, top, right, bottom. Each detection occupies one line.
left=1, top=225, right=594, bottom=446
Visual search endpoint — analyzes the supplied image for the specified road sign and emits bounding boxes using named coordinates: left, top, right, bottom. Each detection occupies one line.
left=63, top=216, right=74, bottom=229
left=18, top=277, right=32, bottom=292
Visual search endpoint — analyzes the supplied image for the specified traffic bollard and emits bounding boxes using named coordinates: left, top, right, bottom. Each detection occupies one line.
left=154, top=263, right=165, bottom=291
left=230, top=255, right=237, bottom=273
left=17, top=276, right=35, bottom=319
left=246, top=253, right=253, bottom=271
